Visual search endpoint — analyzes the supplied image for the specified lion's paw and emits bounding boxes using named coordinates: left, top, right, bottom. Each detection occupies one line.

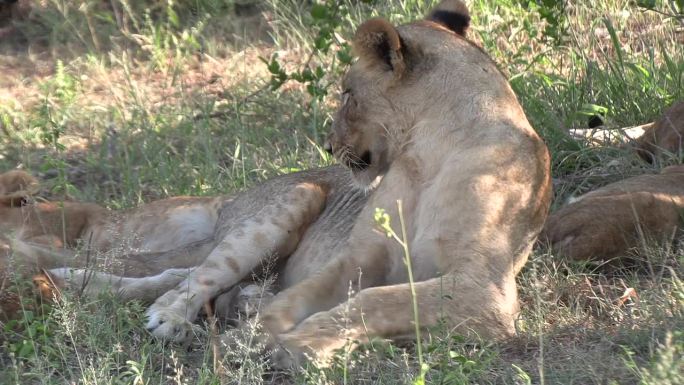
left=145, top=297, right=195, bottom=343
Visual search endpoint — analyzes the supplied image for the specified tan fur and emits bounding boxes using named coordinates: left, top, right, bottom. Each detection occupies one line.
left=29, top=166, right=363, bottom=328
left=540, top=165, right=684, bottom=261
left=353, top=19, right=406, bottom=75
left=143, top=180, right=332, bottom=341
left=0, top=169, right=39, bottom=205
left=635, top=100, right=684, bottom=163
left=13, top=2, right=550, bottom=367
left=0, top=170, right=223, bottom=275
left=0, top=170, right=227, bottom=320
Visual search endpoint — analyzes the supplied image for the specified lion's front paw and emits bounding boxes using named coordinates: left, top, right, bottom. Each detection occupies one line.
left=145, top=292, right=197, bottom=344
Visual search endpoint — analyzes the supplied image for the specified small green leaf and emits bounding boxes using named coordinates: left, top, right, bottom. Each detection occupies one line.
left=337, top=48, right=353, bottom=65
left=314, top=35, right=331, bottom=51
left=17, top=340, right=35, bottom=358
left=373, top=208, right=393, bottom=237
left=167, top=7, right=180, bottom=28
left=635, top=0, right=656, bottom=9
left=311, top=4, right=328, bottom=20
left=301, top=68, right=314, bottom=81
left=579, top=103, right=609, bottom=116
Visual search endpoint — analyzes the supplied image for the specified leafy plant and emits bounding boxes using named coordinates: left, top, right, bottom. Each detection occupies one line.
left=514, top=0, right=568, bottom=45
left=637, top=0, right=684, bottom=22
left=3, top=306, right=53, bottom=360
left=261, top=0, right=356, bottom=102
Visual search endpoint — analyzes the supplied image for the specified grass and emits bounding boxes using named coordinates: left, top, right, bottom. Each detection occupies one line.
left=1, top=0, right=683, bottom=383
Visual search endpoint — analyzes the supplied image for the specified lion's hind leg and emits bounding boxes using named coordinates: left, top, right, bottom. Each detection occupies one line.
left=271, top=273, right=519, bottom=367
left=145, top=182, right=328, bottom=343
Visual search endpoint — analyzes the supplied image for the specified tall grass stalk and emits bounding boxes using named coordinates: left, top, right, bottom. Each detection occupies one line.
left=374, top=201, right=425, bottom=383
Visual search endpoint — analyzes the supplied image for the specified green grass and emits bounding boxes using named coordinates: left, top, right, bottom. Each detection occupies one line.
left=1, top=0, right=684, bottom=383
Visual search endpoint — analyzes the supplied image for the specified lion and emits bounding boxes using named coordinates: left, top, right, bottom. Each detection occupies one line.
left=539, top=165, right=684, bottom=261
left=250, top=1, right=551, bottom=365
left=0, top=170, right=231, bottom=319
left=0, top=169, right=224, bottom=275
left=1, top=170, right=43, bottom=320
left=0, top=169, right=40, bottom=205
left=635, top=100, right=684, bottom=163
left=44, top=0, right=551, bottom=365
left=41, top=165, right=364, bottom=309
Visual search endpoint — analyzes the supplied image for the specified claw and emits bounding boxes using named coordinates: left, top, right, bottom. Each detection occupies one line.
left=144, top=305, right=194, bottom=344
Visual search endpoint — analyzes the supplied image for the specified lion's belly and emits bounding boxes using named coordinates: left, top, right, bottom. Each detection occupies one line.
left=134, top=206, right=218, bottom=251
left=112, top=198, right=221, bottom=252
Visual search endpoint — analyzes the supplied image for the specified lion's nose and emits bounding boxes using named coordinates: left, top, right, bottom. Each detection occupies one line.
left=323, top=141, right=333, bottom=154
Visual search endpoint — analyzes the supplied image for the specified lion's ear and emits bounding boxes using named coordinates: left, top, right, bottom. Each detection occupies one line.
left=426, top=0, right=470, bottom=36
left=353, top=18, right=406, bottom=75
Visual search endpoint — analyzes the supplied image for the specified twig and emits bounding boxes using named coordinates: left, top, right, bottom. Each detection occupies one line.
left=642, top=4, right=684, bottom=27
left=78, top=232, right=95, bottom=297
left=110, top=0, right=124, bottom=32
left=395, top=200, right=426, bottom=381
left=39, top=268, right=63, bottom=301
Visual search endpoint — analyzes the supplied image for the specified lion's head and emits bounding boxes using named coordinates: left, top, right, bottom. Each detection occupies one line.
left=635, top=100, right=684, bottom=163
left=324, top=0, right=472, bottom=186
left=0, top=170, right=39, bottom=206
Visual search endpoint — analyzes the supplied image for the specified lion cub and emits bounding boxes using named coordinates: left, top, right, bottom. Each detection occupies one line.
left=0, top=170, right=223, bottom=275
left=635, top=100, right=684, bottom=163
left=540, top=165, right=684, bottom=261
left=0, top=169, right=227, bottom=318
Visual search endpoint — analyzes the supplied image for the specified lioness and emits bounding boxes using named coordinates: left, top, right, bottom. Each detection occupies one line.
left=253, top=1, right=551, bottom=365
left=540, top=165, right=684, bottom=261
